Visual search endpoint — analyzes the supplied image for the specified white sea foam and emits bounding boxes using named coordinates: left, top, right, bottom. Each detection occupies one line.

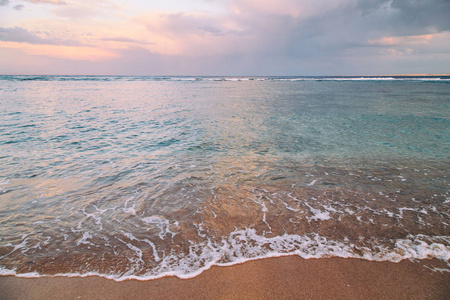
left=1, top=75, right=449, bottom=282
left=123, top=198, right=137, bottom=215
left=305, top=204, right=331, bottom=221
left=331, top=77, right=396, bottom=81
left=142, top=216, right=176, bottom=239
left=0, top=238, right=29, bottom=259
left=281, top=200, right=301, bottom=212
left=77, top=232, right=93, bottom=246
left=1, top=230, right=448, bottom=281
left=307, top=179, right=318, bottom=186
left=2, top=75, right=448, bottom=82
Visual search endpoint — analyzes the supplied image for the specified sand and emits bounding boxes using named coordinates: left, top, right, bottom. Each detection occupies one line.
left=1, top=257, right=449, bottom=300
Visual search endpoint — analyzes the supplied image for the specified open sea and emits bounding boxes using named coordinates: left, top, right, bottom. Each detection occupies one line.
left=0, top=75, right=449, bottom=280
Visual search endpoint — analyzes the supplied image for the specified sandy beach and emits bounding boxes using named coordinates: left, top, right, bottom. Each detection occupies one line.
left=1, top=257, right=448, bottom=300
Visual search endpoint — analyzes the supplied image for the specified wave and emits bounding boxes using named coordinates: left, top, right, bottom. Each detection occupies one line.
left=1, top=75, right=449, bottom=82
left=1, top=229, right=448, bottom=281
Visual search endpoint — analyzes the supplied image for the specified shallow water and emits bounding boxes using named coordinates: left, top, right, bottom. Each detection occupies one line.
left=0, top=76, right=449, bottom=279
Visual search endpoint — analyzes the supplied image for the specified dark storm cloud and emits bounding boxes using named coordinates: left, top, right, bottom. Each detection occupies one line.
left=357, top=0, right=391, bottom=14
left=0, top=0, right=9, bottom=6
left=251, top=0, right=450, bottom=61
left=390, top=0, right=450, bottom=33
left=13, top=4, right=24, bottom=10
left=356, top=0, right=450, bottom=35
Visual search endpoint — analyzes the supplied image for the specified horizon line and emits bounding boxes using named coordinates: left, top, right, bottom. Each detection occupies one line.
left=1, top=74, right=449, bottom=77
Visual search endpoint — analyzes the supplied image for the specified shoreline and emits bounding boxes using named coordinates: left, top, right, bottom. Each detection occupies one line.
left=1, top=257, right=449, bottom=299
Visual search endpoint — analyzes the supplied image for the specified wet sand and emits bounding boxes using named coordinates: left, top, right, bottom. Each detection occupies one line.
left=1, top=257, right=449, bottom=300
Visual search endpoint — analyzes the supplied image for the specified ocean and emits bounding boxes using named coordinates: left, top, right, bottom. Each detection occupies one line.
left=0, top=75, right=449, bottom=280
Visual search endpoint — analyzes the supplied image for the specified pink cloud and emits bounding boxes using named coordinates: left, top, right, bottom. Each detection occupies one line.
left=368, top=34, right=434, bottom=46
left=24, top=0, right=66, bottom=5
left=0, top=41, right=118, bottom=61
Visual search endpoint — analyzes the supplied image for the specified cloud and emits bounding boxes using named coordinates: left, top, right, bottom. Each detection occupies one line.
left=356, top=0, right=391, bottom=14
left=134, top=12, right=247, bottom=55
left=0, top=26, right=53, bottom=44
left=0, top=25, right=125, bottom=62
left=128, top=0, right=450, bottom=75
left=159, top=12, right=247, bottom=37
left=220, top=0, right=450, bottom=60
left=0, top=0, right=8, bottom=6
left=1, top=0, right=449, bottom=75
left=101, top=37, right=156, bottom=45
left=51, top=6, right=97, bottom=19
left=391, top=0, right=450, bottom=33
left=0, top=26, right=83, bottom=46
left=366, top=32, right=450, bottom=56
left=13, top=4, right=25, bottom=10
left=231, top=0, right=350, bottom=19
left=23, top=0, right=66, bottom=5
left=50, top=0, right=122, bottom=19
left=0, top=41, right=118, bottom=61
left=355, top=0, right=450, bottom=35
left=368, top=35, right=434, bottom=47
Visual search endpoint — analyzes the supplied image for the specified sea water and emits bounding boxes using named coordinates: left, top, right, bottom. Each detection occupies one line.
left=0, top=75, right=449, bottom=280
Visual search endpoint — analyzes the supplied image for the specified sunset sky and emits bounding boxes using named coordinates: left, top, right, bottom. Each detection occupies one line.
left=1, top=0, right=449, bottom=75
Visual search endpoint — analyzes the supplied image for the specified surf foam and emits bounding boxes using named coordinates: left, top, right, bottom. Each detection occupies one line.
left=1, top=229, right=448, bottom=281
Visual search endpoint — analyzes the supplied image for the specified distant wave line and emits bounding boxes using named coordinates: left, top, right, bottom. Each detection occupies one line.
left=0, top=75, right=449, bottom=82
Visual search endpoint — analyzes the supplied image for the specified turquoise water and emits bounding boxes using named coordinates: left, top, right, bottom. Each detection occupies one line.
left=0, top=76, right=449, bottom=279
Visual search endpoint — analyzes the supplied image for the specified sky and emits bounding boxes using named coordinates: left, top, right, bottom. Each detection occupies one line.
left=0, top=0, right=449, bottom=75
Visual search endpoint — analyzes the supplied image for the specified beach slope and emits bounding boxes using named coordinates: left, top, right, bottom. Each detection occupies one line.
left=1, top=257, right=449, bottom=300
